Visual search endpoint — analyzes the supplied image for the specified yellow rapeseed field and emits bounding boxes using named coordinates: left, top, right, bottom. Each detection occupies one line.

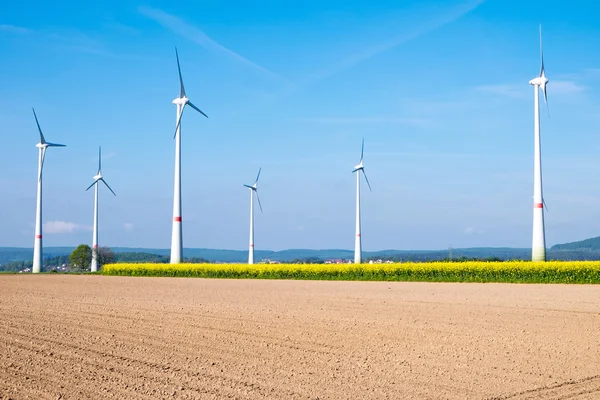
left=102, top=261, right=600, bottom=283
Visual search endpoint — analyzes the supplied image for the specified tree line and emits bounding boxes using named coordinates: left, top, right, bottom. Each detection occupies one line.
left=0, top=245, right=212, bottom=272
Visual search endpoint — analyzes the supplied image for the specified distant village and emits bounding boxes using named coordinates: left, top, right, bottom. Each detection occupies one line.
left=258, top=258, right=394, bottom=265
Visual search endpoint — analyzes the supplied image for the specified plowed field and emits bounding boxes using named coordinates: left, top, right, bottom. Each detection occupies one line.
left=1, top=275, right=599, bottom=399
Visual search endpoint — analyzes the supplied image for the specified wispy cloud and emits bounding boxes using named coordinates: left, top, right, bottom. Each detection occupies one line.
left=583, top=68, right=600, bottom=76
left=298, top=0, right=486, bottom=86
left=551, top=194, right=600, bottom=207
left=47, top=30, right=115, bottom=57
left=475, top=84, right=527, bottom=99
left=476, top=80, right=586, bottom=99
left=89, top=151, right=116, bottom=163
left=103, top=17, right=140, bottom=35
left=228, top=0, right=486, bottom=116
left=44, top=221, right=91, bottom=234
left=464, top=226, right=485, bottom=235
left=138, top=6, right=287, bottom=83
left=292, top=116, right=434, bottom=128
left=554, top=68, right=600, bottom=82
left=492, top=171, right=529, bottom=183
left=2, top=24, right=114, bottom=56
left=0, top=24, right=31, bottom=34
left=368, top=151, right=488, bottom=159
left=550, top=81, right=586, bottom=95
left=478, top=68, right=597, bottom=100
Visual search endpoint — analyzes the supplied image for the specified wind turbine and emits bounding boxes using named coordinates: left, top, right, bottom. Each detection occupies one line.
left=529, top=25, right=550, bottom=262
left=244, top=168, right=263, bottom=264
left=352, top=139, right=372, bottom=264
left=86, top=146, right=116, bottom=272
left=170, top=47, right=208, bottom=264
left=31, top=108, right=65, bottom=273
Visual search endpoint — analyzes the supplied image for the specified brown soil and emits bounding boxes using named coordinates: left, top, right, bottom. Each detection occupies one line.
left=0, top=275, right=599, bottom=399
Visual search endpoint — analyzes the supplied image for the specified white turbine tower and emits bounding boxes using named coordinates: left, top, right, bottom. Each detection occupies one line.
left=529, top=25, right=550, bottom=262
left=170, top=47, right=208, bottom=264
left=31, top=108, right=65, bottom=273
left=86, top=147, right=116, bottom=272
left=244, top=168, right=263, bottom=264
left=352, top=139, right=372, bottom=264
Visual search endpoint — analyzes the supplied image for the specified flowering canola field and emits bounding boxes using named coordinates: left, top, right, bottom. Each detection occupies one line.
left=102, top=261, right=600, bottom=283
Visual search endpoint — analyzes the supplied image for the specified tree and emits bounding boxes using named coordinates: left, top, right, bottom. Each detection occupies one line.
left=70, top=244, right=92, bottom=272
left=114, top=252, right=170, bottom=263
left=97, top=247, right=115, bottom=269
left=184, top=257, right=211, bottom=263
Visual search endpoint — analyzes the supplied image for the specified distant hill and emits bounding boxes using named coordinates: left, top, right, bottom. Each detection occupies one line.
left=0, top=246, right=532, bottom=264
left=3, top=240, right=600, bottom=268
left=0, top=247, right=75, bottom=264
left=550, top=236, right=600, bottom=252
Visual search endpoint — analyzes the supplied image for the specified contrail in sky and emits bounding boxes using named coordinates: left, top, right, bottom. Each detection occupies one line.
left=298, top=0, right=487, bottom=87
left=139, top=6, right=288, bottom=84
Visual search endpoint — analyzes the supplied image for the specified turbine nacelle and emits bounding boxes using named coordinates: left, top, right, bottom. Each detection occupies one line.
left=529, top=75, right=549, bottom=87
left=531, top=24, right=550, bottom=112
left=86, top=146, right=115, bottom=196
left=172, top=96, right=189, bottom=106
left=244, top=168, right=263, bottom=212
left=35, top=141, right=65, bottom=149
left=32, top=107, right=66, bottom=183
left=352, top=139, right=372, bottom=191
left=352, top=161, right=364, bottom=173
left=171, top=47, right=209, bottom=138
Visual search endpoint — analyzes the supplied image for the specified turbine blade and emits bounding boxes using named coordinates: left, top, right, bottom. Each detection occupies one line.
left=243, top=184, right=254, bottom=189
left=543, top=87, right=550, bottom=118
left=173, top=104, right=186, bottom=139
left=254, top=167, right=262, bottom=185
left=362, top=169, right=372, bottom=192
left=175, top=47, right=186, bottom=98
left=360, top=138, right=364, bottom=163
left=255, top=190, right=263, bottom=213
left=98, top=146, right=102, bottom=173
left=86, top=180, right=97, bottom=191
left=187, top=101, right=209, bottom=118
left=39, top=148, right=46, bottom=182
left=543, top=198, right=548, bottom=212
left=46, top=142, right=66, bottom=147
left=539, top=24, right=544, bottom=76
left=101, top=178, right=116, bottom=196
left=32, top=108, right=46, bottom=144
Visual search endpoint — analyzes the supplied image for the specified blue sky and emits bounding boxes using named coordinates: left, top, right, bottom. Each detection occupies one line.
left=1, top=0, right=600, bottom=251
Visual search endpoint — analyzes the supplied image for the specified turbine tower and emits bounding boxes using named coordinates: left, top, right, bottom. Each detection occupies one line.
left=31, top=108, right=65, bottom=273
left=244, top=168, right=263, bottom=264
left=529, top=25, right=550, bottom=262
left=170, top=47, right=208, bottom=264
left=86, top=146, right=116, bottom=272
left=352, top=139, right=372, bottom=264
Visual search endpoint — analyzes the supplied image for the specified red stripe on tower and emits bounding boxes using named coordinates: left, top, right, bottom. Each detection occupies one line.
left=356, top=234, right=361, bottom=237
left=250, top=244, right=254, bottom=247
left=174, top=217, right=182, bottom=222
left=93, top=244, right=98, bottom=249
left=35, top=235, right=42, bottom=239
left=534, top=203, right=543, bottom=209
